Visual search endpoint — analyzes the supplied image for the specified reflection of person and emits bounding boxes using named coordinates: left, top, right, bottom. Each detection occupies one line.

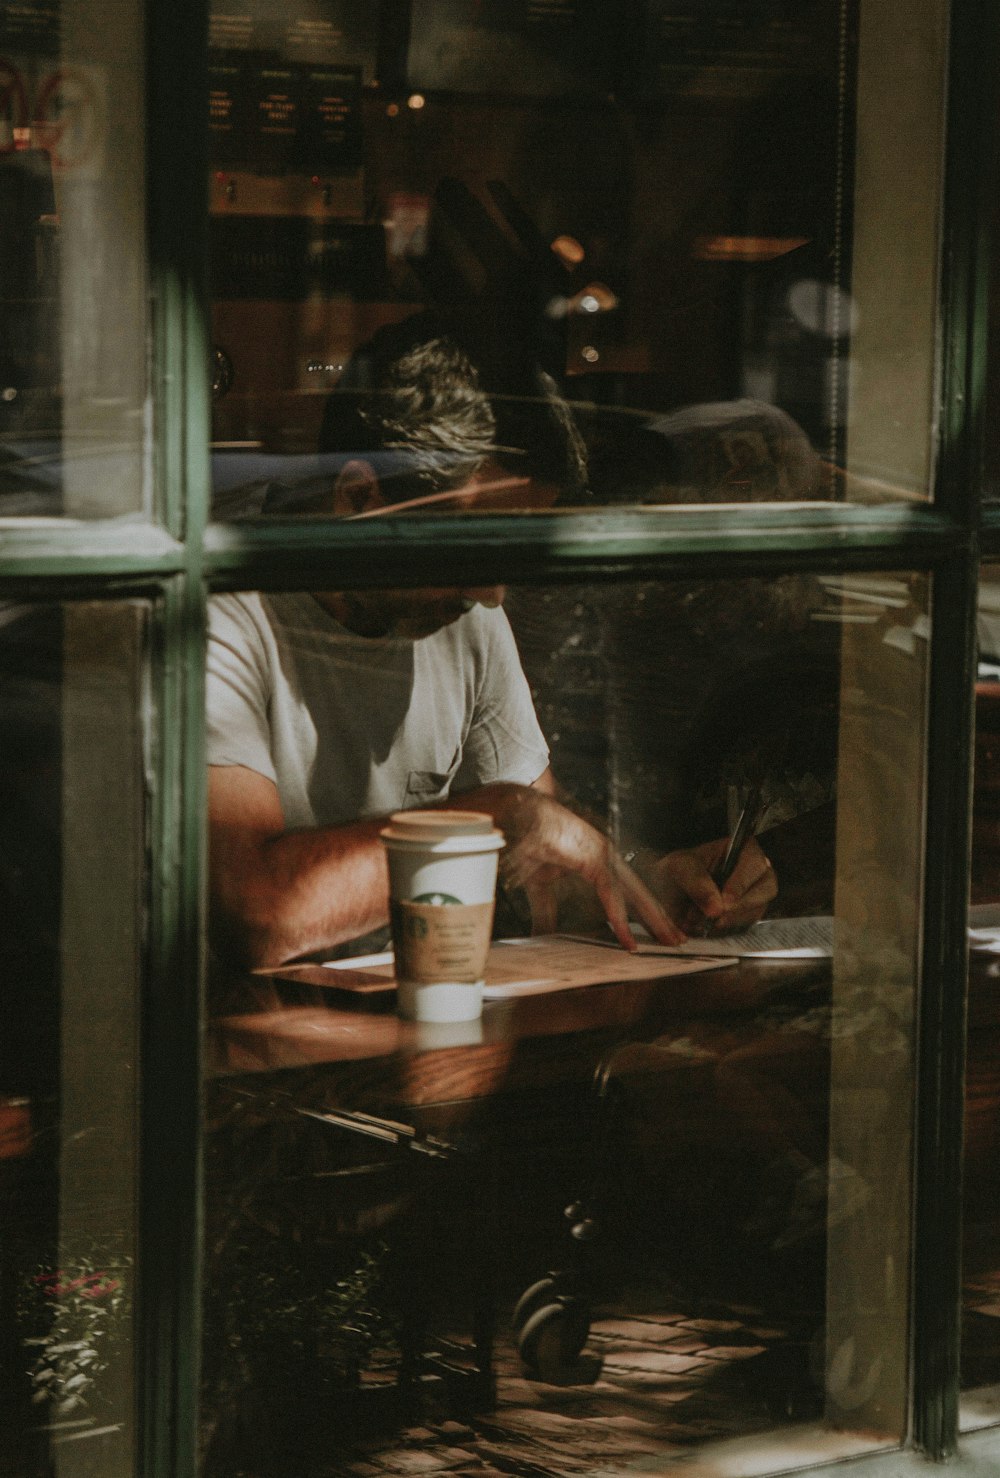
left=207, top=321, right=776, bottom=969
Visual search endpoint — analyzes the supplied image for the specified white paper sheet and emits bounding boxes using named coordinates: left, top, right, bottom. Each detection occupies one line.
left=480, top=937, right=729, bottom=996
left=565, top=915, right=835, bottom=960
left=319, top=936, right=729, bottom=998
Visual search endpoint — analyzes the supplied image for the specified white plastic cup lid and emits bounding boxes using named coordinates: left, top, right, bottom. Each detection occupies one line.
left=381, top=809, right=500, bottom=845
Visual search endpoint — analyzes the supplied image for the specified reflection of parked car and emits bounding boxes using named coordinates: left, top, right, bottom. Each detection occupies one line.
left=209, top=392, right=832, bottom=517
left=577, top=396, right=826, bottom=506
left=0, top=438, right=333, bottom=520
left=0, top=434, right=150, bottom=519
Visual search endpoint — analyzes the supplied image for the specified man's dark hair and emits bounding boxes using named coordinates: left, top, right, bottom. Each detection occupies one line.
left=281, top=311, right=589, bottom=513
left=319, top=324, right=499, bottom=507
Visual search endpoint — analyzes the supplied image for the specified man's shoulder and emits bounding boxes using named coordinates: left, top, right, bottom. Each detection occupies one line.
left=207, top=593, right=287, bottom=674
left=208, top=590, right=267, bottom=628
left=427, top=606, right=523, bottom=707
left=208, top=591, right=313, bottom=641
left=437, top=602, right=511, bottom=653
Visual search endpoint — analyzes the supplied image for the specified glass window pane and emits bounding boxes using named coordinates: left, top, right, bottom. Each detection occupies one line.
left=962, top=564, right=1000, bottom=1425
left=202, top=570, right=928, bottom=1473
left=984, top=182, right=1000, bottom=503
left=0, top=0, right=147, bottom=518
left=0, top=599, right=148, bottom=1475
left=206, top=1, right=947, bottom=521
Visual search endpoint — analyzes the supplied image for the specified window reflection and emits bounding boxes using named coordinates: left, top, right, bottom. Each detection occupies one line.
left=0, top=0, right=147, bottom=518
left=0, top=599, right=146, bottom=1476
left=203, top=571, right=928, bottom=1474
left=207, top=1, right=947, bottom=517
left=962, top=569, right=1000, bottom=1423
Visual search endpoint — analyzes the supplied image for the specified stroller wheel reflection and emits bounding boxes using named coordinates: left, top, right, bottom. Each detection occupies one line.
left=512, top=1275, right=559, bottom=1334
left=517, top=1294, right=599, bottom=1385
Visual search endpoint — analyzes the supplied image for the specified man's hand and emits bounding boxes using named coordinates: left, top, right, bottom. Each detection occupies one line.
left=208, top=760, right=776, bottom=970
left=655, top=836, right=777, bottom=935
left=483, top=785, right=686, bottom=950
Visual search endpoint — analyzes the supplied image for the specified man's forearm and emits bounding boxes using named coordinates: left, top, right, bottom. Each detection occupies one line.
left=210, top=776, right=688, bottom=970
left=211, top=816, right=392, bottom=970
left=211, top=782, right=531, bottom=970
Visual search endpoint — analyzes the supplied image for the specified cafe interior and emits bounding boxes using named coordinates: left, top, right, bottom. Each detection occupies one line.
left=3, top=1, right=1000, bottom=1477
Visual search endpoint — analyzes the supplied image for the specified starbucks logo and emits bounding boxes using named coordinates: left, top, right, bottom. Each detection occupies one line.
left=412, top=892, right=462, bottom=905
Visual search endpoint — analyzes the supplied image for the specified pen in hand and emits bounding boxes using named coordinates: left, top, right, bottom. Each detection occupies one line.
left=692, top=783, right=763, bottom=938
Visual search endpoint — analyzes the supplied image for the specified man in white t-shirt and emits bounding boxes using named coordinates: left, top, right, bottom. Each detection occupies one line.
left=207, top=321, right=776, bottom=969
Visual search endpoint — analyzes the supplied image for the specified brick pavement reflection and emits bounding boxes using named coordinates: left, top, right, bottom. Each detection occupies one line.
left=314, top=1289, right=805, bottom=1478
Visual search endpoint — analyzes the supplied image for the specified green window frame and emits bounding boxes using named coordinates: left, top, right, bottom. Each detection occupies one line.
left=2, top=0, right=999, bottom=1472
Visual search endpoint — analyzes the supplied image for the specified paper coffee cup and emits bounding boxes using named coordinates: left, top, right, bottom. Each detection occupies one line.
left=380, top=810, right=504, bottom=1022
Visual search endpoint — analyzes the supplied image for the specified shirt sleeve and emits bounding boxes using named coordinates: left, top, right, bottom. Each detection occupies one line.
left=454, top=607, right=549, bottom=789
left=205, top=595, right=279, bottom=784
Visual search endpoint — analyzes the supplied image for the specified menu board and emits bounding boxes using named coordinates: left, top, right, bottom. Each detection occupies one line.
left=207, top=0, right=371, bottom=171
left=404, top=0, right=830, bottom=102
left=208, top=0, right=378, bottom=82
left=250, top=63, right=301, bottom=172
left=634, top=0, right=827, bottom=102
left=299, top=64, right=362, bottom=169
left=208, top=56, right=250, bottom=165
left=406, top=0, right=614, bottom=98
left=0, top=0, right=58, bottom=54
left=210, top=216, right=388, bottom=300
left=208, top=56, right=362, bottom=172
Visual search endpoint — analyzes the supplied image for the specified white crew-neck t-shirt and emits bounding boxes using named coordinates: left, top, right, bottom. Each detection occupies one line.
left=206, top=592, right=549, bottom=829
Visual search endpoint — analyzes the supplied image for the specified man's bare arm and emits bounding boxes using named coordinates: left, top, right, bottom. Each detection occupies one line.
left=530, top=765, right=557, bottom=795
left=209, top=765, right=392, bottom=969
left=209, top=763, right=685, bottom=969
left=209, top=763, right=774, bottom=971
left=527, top=767, right=778, bottom=937
left=207, top=766, right=571, bottom=969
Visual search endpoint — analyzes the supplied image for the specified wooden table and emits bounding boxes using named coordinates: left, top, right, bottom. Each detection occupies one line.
left=207, top=955, right=830, bottom=1112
